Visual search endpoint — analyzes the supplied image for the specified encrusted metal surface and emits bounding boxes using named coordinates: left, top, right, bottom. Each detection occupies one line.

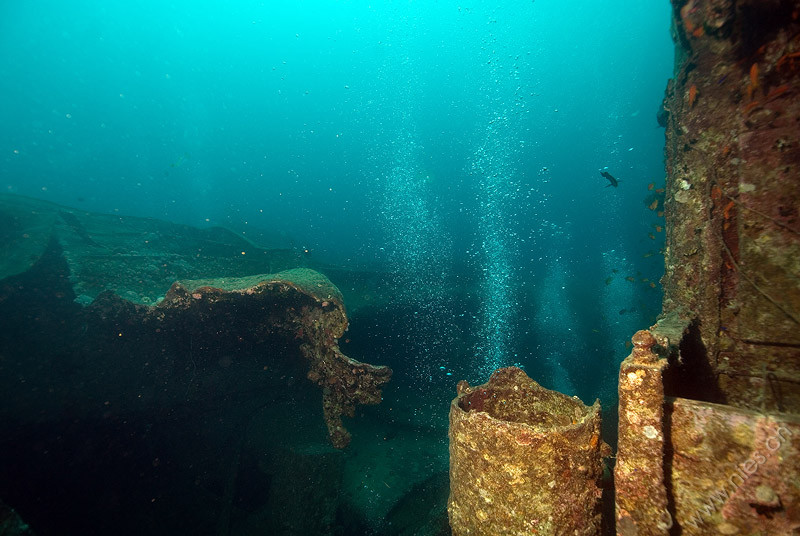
left=615, top=331, right=671, bottom=536
left=663, top=0, right=800, bottom=411
left=448, top=367, right=605, bottom=536
left=668, top=397, right=800, bottom=534
left=616, top=320, right=800, bottom=534
left=143, top=269, right=392, bottom=449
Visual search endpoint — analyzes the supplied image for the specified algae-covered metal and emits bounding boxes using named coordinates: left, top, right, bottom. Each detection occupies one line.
left=615, top=330, right=672, bottom=535
left=615, top=320, right=800, bottom=534
left=448, top=367, right=605, bottom=536
left=614, top=0, right=800, bottom=531
left=158, top=269, right=392, bottom=448
left=668, top=397, right=800, bottom=534
left=663, top=0, right=800, bottom=412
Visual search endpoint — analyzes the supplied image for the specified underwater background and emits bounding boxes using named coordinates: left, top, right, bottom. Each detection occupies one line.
left=1, top=0, right=674, bottom=533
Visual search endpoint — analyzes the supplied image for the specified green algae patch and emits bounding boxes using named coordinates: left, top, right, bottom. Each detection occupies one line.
left=176, top=267, right=345, bottom=309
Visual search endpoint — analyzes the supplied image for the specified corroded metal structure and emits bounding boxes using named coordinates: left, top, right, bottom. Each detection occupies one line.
left=448, top=367, right=606, bottom=536
left=662, top=0, right=800, bottom=411
left=0, top=194, right=391, bottom=450
left=154, top=270, right=391, bottom=448
left=615, top=329, right=672, bottom=535
left=616, top=319, right=799, bottom=534
left=0, top=194, right=393, bottom=533
left=615, top=1, right=800, bottom=533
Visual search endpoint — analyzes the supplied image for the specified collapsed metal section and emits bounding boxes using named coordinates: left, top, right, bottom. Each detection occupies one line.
left=153, top=269, right=392, bottom=448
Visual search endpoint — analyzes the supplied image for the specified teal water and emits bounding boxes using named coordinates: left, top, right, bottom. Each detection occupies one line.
left=1, top=1, right=673, bottom=533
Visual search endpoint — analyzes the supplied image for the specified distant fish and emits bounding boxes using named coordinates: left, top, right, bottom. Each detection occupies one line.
left=747, top=63, right=759, bottom=101
left=600, top=170, right=620, bottom=187
left=688, top=84, right=698, bottom=107
left=169, top=152, right=191, bottom=168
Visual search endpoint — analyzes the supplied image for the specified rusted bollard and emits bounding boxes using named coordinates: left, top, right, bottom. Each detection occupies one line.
left=448, top=367, right=605, bottom=535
